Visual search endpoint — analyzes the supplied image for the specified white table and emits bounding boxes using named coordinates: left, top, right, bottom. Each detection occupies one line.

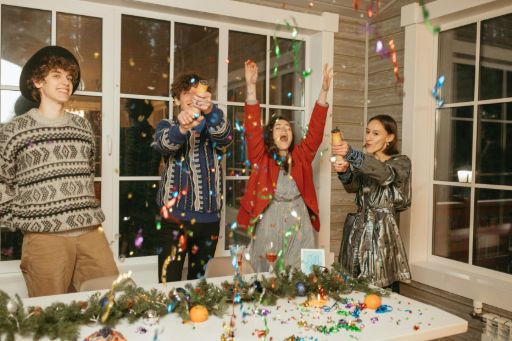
left=19, top=276, right=467, bottom=341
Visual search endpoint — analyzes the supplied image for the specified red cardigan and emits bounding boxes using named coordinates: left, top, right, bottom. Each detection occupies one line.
left=236, top=101, right=328, bottom=232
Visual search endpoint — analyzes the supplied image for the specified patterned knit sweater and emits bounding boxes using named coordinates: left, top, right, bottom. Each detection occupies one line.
left=153, top=106, right=232, bottom=223
left=0, top=109, right=105, bottom=232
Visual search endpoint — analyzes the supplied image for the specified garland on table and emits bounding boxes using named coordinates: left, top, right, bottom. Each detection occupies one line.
left=0, top=264, right=385, bottom=341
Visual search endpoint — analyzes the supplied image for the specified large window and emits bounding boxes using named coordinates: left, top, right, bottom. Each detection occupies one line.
left=433, top=14, right=512, bottom=275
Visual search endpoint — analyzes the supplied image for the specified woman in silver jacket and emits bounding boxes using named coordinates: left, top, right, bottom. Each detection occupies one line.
left=332, top=114, right=411, bottom=292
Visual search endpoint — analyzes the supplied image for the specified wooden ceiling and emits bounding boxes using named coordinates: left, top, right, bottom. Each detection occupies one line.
left=234, top=0, right=397, bottom=19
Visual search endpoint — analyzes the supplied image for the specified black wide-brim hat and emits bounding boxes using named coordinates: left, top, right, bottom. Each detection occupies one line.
left=19, top=45, right=81, bottom=102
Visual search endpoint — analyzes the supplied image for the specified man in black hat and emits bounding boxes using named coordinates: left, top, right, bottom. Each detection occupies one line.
left=0, top=46, right=118, bottom=297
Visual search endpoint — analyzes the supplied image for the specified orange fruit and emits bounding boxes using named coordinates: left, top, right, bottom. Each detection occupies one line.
left=364, top=294, right=382, bottom=310
left=189, top=305, right=209, bottom=323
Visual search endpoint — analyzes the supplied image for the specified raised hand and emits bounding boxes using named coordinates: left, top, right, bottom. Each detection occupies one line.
left=245, top=59, right=258, bottom=85
left=177, top=109, right=205, bottom=134
left=322, top=63, right=333, bottom=92
left=318, top=63, right=333, bottom=105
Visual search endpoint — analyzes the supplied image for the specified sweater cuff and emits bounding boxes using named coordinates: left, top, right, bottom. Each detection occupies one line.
left=338, top=168, right=353, bottom=184
left=168, top=123, right=188, bottom=143
left=345, top=146, right=365, bottom=168
left=205, top=105, right=222, bottom=127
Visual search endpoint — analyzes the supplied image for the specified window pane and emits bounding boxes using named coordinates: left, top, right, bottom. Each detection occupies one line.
left=0, top=229, right=22, bottom=261
left=1, top=5, right=51, bottom=86
left=119, top=181, right=161, bottom=258
left=270, top=38, right=305, bottom=106
left=437, top=24, right=476, bottom=103
left=433, top=185, right=470, bottom=263
left=473, top=188, right=512, bottom=274
left=479, top=13, right=512, bottom=100
left=1, top=90, right=38, bottom=123
left=224, top=179, right=250, bottom=250
left=226, top=106, right=259, bottom=177
left=120, top=98, right=166, bottom=176
left=508, top=71, right=512, bottom=98
left=64, top=95, right=102, bottom=176
left=228, top=31, right=266, bottom=103
left=94, top=181, right=101, bottom=201
left=270, top=108, right=304, bottom=146
left=477, top=103, right=512, bottom=186
left=174, top=23, right=218, bottom=99
left=480, top=67, right=503, bottom=101
left=121, top=15, right=170, bottom=96
left=57, top=12, right=102, bottom=92
left=434, top=106, right=473, bottom=182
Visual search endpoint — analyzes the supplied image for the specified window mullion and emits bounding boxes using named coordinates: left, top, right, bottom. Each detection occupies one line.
left=265, top=35, right=270, bottom=123
left=169, top=20, right=174, bottom=119
left=468, top=20, right=482, bottom=266
left=111, top=9, right=123, bottom=258
left=217, top=25, right=229, bottom=257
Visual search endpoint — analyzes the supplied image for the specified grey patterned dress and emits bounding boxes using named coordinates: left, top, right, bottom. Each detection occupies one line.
left=248, top=170, right=315, bottom=272
left=338, top=150, right=412, bottom=287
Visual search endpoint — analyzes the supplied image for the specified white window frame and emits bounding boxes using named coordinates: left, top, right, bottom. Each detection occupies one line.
left=401, top=0, right=512, bottom=311
left=0, top=0, right=337, bottom=294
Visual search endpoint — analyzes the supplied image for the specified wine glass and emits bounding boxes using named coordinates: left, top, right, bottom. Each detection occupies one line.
left=265, top=242, right=278, bottom=274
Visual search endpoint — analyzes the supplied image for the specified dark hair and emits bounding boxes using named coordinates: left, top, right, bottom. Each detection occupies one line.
left=263, top=114, right=294, bottom=173
left=171, top=73, right=204, bottom=99
left=28, top=55, right=80, bottom=102
left=368, top=114, right=399, bottom=155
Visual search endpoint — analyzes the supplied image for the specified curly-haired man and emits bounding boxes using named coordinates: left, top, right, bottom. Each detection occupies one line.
left=153, top=74, right=232, bottom=282
left=0, top=46, right=118, bottom=296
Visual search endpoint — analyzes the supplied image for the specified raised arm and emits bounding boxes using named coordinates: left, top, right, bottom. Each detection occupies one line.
left=298, top=64, right=331, bottom=162
left=244, top=60, right=265, bottom=163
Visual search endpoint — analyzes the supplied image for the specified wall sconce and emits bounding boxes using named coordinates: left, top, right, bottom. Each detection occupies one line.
left=457, top=170, right=472, bottom=183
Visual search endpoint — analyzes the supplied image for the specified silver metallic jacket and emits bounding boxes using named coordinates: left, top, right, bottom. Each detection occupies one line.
left=338, top=150, right=412, bottom=287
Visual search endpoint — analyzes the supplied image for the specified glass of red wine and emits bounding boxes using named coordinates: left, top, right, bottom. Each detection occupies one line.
left=265, top=242, right=277, bottom=273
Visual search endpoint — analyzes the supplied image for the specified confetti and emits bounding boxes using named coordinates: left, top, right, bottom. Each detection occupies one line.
left=302, top=68, right=313, bottom=78
left=431, top=75, right=445, bottom=107
left=388, top=39, right=403, bottom=83
left=375, top=40, right=389, bottom=58
left=134, top=229, right=143, bottom=249
left=419, top=0, right=440, bottom=34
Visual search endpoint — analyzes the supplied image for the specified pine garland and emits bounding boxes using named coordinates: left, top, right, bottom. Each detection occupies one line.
left=0, top=265, right=385, bottom=341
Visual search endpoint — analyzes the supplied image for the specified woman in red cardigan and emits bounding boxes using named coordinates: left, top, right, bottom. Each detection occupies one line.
left=237, top=60, right=332, bottom=272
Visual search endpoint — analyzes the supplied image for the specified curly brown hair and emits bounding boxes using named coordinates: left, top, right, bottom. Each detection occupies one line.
left=27, top=55, right=80, bottom=102
left=263, top=114, right=295, bottom=174
left=171, top=73, right=205, bottom=99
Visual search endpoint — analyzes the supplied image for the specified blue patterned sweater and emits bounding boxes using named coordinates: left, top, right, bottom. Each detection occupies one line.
left=152, top=106, right=232, bottom=223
